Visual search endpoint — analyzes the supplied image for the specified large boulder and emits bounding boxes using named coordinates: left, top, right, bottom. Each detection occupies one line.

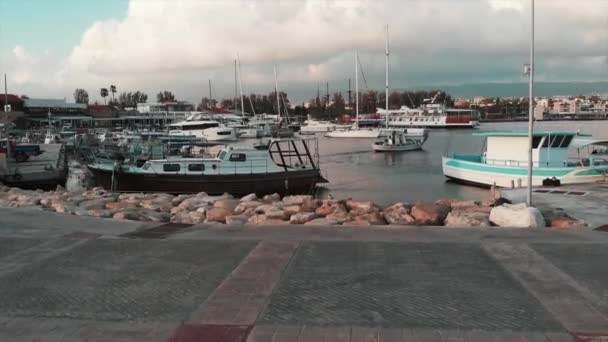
left=254, top=203, right=283, bottom=214
left=301, top=198, right=321, bottom=212
left=290, top=212, right=317, bottom=224
left=234, top=201, right=261, bottom=215
left=383, top=203, right=415, bottom=225
left=550, top=219, right=586, bottom=229
left=206, top=207, right=232, bottom=223
left=283, top=205, right=302, bottom=216
left=444, top=208, right=491, bottom=227
left=79, top=197, right=116, bottom=210
left=87, top=209, right=116, bottom=218
left=225, top=215, right=249, bottom=225
left=113, top=210, right=141, bottom=221
left=282, top=195, right=313, bottom=206
left=262, top=193, right=281, bottom=203
left=304, top=218, right=339, bottom=226
left=349, top=211, right=387, bottom=225
left=171, top=194, right=194, bottom=206
left=345, top=200, right=378, bottom=216
left=140, top=200, right=172, bottom=212
left=326, top=209, right=351, bottom=224
left=315, top=200, right=346, bottom=217
left=264, top=209, right=289, bottom=220
left=411, top=203, right=451, bottom=225
left=240, top=193, right=258, bottom=202
left=213, top=199, right=239, bottom=212
left=138, top=209, right=170, bottom=222
left=489, top=203, right=546, bottom=228
left=178, top=197, right=210, bottom=211
left=105, top=201, right=138, bottom=211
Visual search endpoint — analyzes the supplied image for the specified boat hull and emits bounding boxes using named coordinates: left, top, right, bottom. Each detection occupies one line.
left=372, top=143, right=421, bottom=152
left=442, top=156, right=608, bottom=187
left=88, top=167, right=326, bottom=197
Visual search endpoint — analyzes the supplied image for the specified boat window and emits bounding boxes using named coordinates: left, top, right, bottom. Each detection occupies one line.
left=163, top=164, right=180, bottom=172
left=142, top=163, right=151, bottom=170
left=229, top=153, right=247, bottom=162
left=560, top=135, right=573, bottom=148
left=218, top=151, right=227, bottom=160
left=188, top=164, right=204, bottom=171
left=532, top=136, right=543, bottom=148
left=217, top=131, right=232, bottom=136
left=550, top=135, right=565, bottom=148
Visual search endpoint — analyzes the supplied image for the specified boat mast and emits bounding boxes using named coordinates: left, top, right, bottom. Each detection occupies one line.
left=236, top=54, right=245, bottom=116
left=234, top=60, right=238, bottom=111
left=274, top=65, right=280, bottom=120
left=526, top=0, right=535, bottom=206
left=355, top=51, right=359, bottom=129
left=385, top=25, right=390, bottom=129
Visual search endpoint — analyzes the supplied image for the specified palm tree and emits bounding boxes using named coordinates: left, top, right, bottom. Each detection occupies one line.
left=100, top=88, right=109, bottom=105
left=110, top=85, right=116, bottom=104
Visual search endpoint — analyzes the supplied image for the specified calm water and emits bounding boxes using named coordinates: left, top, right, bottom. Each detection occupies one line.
left=315, top=120, right=608, bottom=205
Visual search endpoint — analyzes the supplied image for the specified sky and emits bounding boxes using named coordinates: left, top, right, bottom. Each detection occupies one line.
left=0, top=0, right=607, bottom=104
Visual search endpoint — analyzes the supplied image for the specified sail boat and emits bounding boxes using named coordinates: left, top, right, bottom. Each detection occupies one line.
left=273, top=65, right=295, bottom=138
left=327, top=28, right=427, bottom=140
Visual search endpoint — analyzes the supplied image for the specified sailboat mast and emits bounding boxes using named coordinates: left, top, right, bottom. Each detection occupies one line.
left=236, top=54, right=245, bottom=116
left=526, top=0, right=535, bottom=206
left=274, top=65, right=280, bottom=119
left=355, top=52, right=359, bottom=129
left=385, top=25, right=389, bottom=129
left=233, top=60, right=238, bottom=110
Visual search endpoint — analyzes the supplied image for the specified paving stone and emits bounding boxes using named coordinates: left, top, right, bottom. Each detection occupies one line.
left=0, top=239, right=255, bottom=321
left=260, top=241, right=562, bottom=331
left=0, top=237, right=44, bottom=259
left=532, top=243, right=608, bottom=318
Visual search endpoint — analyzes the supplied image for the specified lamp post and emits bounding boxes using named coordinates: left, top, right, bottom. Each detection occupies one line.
left=525, top=0, right=535, bottom=207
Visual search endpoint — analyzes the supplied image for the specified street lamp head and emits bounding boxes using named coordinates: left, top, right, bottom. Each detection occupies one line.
left=523, top=64, right=531, bottom=76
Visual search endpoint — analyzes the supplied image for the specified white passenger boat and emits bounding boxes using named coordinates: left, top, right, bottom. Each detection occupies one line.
left=168, top=114, right=237, bottom=141
left=385, top=103, right=480, bottom=129
left=300, top=117, right=350, bottom=134
left=442, top=131, right=608, bottom=187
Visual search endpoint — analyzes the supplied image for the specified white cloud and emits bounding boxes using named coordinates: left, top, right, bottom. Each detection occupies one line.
left=6, top=0, right=608, bottom=102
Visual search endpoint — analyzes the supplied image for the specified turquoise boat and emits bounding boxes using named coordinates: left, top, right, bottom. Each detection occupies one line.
left=442, top=131, right=608, bottom=187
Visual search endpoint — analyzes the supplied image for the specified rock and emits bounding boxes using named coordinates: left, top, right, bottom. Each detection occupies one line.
left=87, top=209, right=115, bottom=218
left=226, top=215, right=249, bottom=225
left=262, top=193, right=280, bottom=202
left=444, top=209, right=491, bottom=227
left=247, top=214, right=267, bottom=225
left=326, top=209, right=350, bottom=224
left=480, top=197, right=511, bottom=207
left=178, top=197, right=210, bottom=211
left=171, top=194, right=194, bottom=206
left=234, top=201, right=261, bottom=215
left=304, top=218, right=339, bottom=226
left=283, top=205, right=302, bottom=216
left=550, top=219, right=586, bottom=229
left=213, top=199, right=239, bottom=212
left=264, top=209, right=289, bottom=220
left=240, top=193, right=258, bottom=202
left=171, top=211, right=195, bottom=224
left=138, top=209, right=170, bottom=222
left=489, top=203, right=546, bottom=228
left=315, top=200, right=346, bottom=217
left=206, top=207, right=232, bottom=223
left=282, top=195, right=312, bottom=206
left=350, top=211, right=387, bottom=225
left=105, top=201, right=138, bottom=210
left=140, top=200, right=172, bottom=212
left=343, top=219, right=371, bottom=226
left=51, top=201, right=77, bottom=214
left=78, top=197, right=115, bottom=210
left=55, top=184, right=65, bottom=192
left=255, top=204, right=282, bottom=214
left=383, top=203, right=415, bottom=225
left=301, top=198, right=321, bottom=212
left=345, top=200, right=377, bottom=215
left=290, top=212, right=317, bottom=224
left=113, top=211, right=141, bottom=221
left=411, top=203, right=451, bottom=225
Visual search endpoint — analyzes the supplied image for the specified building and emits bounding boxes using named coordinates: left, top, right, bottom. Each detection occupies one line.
left=23, top=98, right=87, bottom=117
left=136, top=101, right=195, bottom=115
left=551, top=99, right=581, bottom=115
left=87, top=104, right=114, bottom=118
left=2, top=94, right=25, bottom=112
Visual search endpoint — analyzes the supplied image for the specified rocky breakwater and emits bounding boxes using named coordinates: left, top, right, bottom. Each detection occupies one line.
left=0, top=185, right=587, bottom=228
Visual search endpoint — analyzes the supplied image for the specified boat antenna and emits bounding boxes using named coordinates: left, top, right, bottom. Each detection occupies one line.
left=236, top=53, right=246, bottom=116
left=385, top=24, right=389, bottom=129
left=355, top=51, right=359, bottom=129
left=280, top=92, right=291, bottom=125
left=526, top=0, right=535, bottom=207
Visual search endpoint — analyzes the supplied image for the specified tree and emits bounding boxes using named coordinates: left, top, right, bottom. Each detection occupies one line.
left=220, top=99, right=234, bottom=110
left=157, top=90, right=175, bottom=102
left=197, top=97, right=218, bottom=111
left=110, top=85, right=117, bottom=103
left=100, top=88, right=109, bottom=104
left=73, top=88, right=89, bottom=104
left=117, top=91, right=148, bottom=109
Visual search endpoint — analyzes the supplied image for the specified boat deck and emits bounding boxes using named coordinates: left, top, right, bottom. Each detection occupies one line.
left=1, top=144, right=67, bottom=189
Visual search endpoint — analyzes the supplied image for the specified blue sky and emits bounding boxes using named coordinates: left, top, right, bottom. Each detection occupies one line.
left=0, top=0, right=606, bottom=102
left=0, top=0, right=127, bottom=53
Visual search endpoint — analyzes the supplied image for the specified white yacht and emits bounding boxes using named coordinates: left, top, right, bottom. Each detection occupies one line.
left=168, top=113, right=237, bottom=141
left=385, top=103, right=480, bottom=129
left=300, top=116, right=350, bottom=134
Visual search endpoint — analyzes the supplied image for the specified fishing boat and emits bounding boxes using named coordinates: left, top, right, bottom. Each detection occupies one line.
left=372, top=129, right=426, bottom=152
left=442, top=131, right=608, bottom=187
left=87, top=137, right=327, bottom=196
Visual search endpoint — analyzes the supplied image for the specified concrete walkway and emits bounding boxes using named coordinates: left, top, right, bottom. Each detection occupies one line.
left=1, top=208, right=608, bottom=341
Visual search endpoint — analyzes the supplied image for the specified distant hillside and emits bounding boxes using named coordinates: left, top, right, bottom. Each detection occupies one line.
left=414, top=82, right=608, bottom=98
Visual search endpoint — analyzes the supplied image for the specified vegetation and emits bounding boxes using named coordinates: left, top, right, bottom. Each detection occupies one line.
left=157, top=90, right=176, bottom=102
left=73, top=88, right=89, bottom=104
left=117, top=91, right=148, bottom=109
left=100, top=88, right=109, bottom=104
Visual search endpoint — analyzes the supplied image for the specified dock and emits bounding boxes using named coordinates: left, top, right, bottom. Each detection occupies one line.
left=500, top=182, right=608, bottom=228
left=0, top=143, right=68, bottom=190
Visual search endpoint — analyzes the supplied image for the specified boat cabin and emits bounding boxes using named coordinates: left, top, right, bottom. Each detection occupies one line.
left=476, top=132, right=584, bottom=168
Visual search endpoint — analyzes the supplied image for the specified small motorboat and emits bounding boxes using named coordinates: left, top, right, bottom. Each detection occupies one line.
left=372, top=130, right=425, bottom=152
